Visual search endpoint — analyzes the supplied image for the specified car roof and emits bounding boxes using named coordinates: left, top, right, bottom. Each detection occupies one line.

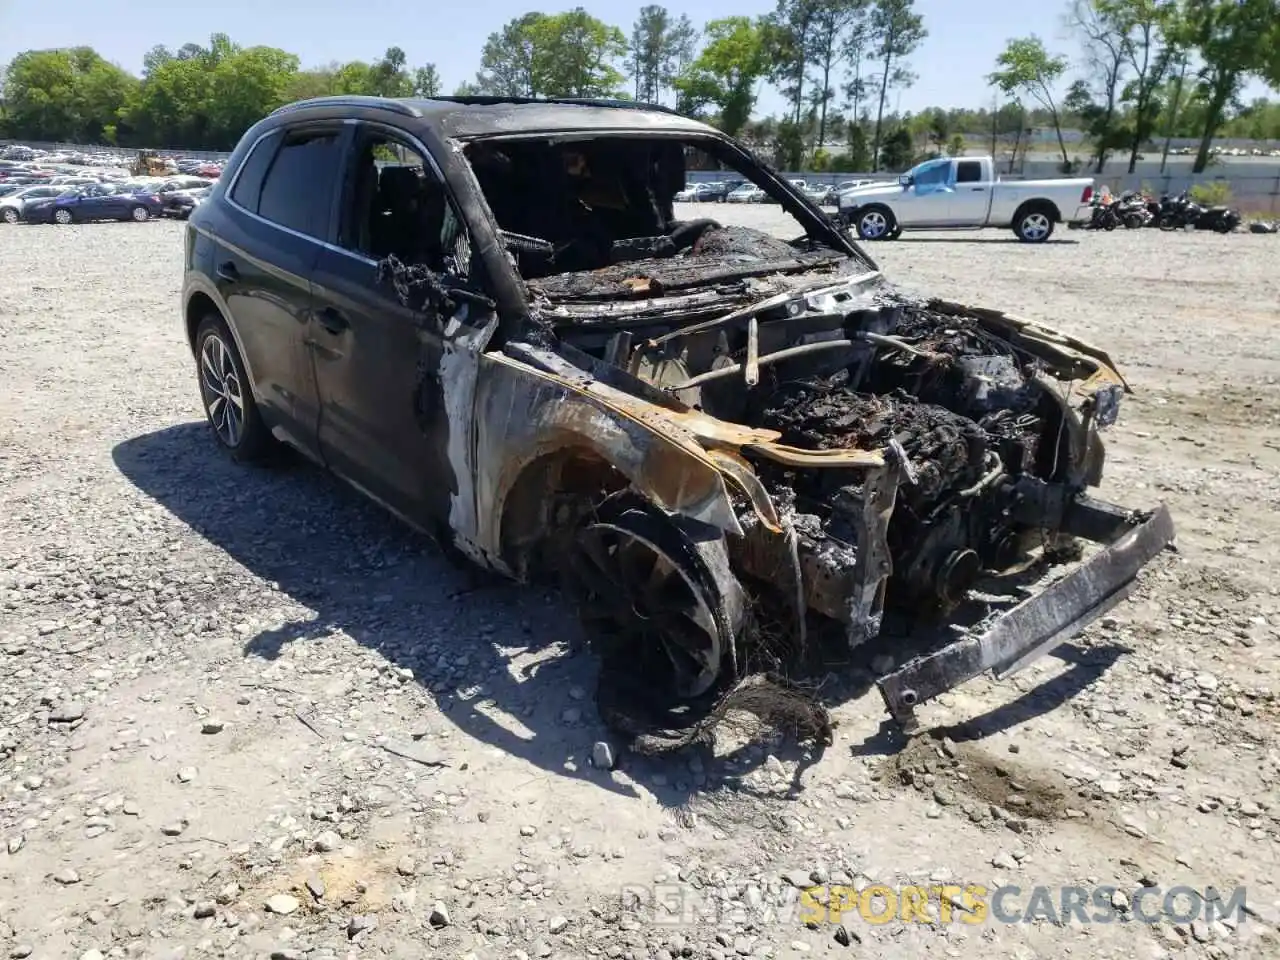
left=268, top=95, right=718, bottom=139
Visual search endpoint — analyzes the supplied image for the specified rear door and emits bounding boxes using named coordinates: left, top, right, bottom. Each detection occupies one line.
left=946, top=159, right=991, bottom=225
left=214, top=123, right=349, bottom=456
left=309, top=122, right=480, bottom=528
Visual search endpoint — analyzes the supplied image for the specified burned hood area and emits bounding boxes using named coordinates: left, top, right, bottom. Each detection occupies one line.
left=439, top=127, right=1174, bottom=747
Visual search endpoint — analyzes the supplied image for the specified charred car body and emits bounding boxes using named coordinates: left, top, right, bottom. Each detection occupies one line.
left=182, top=96, right=1174, bottom=737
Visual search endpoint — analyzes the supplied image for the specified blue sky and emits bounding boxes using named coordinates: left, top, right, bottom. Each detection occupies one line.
left=0, top=0, right=1270, bottom=116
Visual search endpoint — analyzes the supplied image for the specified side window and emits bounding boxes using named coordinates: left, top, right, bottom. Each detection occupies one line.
left=337, top=129, right=464, bottom=273
left=257, top=128, right=344, bottom=238
left=229, top=129, right=282, bottom=213
left=914, top=161, right=950, bottom=188
left=956, top=161, right=983, bottom=184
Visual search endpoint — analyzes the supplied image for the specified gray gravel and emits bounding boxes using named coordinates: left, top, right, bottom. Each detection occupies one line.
left=1, top=213, right=1278, bottom=958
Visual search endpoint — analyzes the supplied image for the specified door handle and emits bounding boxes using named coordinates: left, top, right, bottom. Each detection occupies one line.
left=316, top=306, right=349, bottom=335
left=216, top=261, right=239, bottom=282
left=970, top=187, right=986, bottom=191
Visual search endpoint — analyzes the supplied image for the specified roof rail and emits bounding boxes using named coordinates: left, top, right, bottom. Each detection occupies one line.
left=269, top=96, right=424, bottom=118
left=425, top=95, right=681, bottom=117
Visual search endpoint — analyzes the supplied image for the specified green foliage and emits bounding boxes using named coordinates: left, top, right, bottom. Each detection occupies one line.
left=476, top=8, right=626, bottom=98
left=626, top=5, right=697, bottom=104
left=988, top=35, right=1072, bottom=165
left=673, top=16, right=769, bottom=136
left=867, top=0, right=926, bottom=171
left=1188, top=180, right=1232, bottom=204
left=878, top=127, right=913, bottom=169
left=1, top=48, right=139, bottom=143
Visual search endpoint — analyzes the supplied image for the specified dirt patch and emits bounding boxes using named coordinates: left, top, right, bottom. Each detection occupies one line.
left=885, top=732, right=1069, bottom=825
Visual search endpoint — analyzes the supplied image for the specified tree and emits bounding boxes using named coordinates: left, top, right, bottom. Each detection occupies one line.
left=766, top=0, right=821, bottom=126
left=1069, top=0, right=1131, bottom=171
left=413, top=64, right=442, bottom=98
left=477, top=12, right=547, bottom=96
left=528, top=9, right=627, bottom=97
left=626, top=5, right=697, bottom=104
left=988, top=36, right=1072, bottom=168
left=867, top=0, right=927, bottom=171
left=809, top=0, right=868, bottom=156
left=1, top=48, right=139, bottom=143
left=476, top=9, right=625, bottom=98
left=1118, top=0, right=1175, bottom=173
left=878, top=126, right=913, bottom=168
left=1183, top=0, right=1279, bottom=172
left=368, top=47, right=412, bottom=98
left=206, top=46, right=299, bottom=148
left=673, top=16, right=769, bottom=137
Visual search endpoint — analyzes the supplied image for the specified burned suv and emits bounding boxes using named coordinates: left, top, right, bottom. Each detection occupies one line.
left=182, top=95, right=1173, bottom=737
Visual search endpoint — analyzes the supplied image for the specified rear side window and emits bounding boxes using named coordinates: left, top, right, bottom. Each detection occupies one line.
left=257, top=129, right=344, bottom=239
left=956, top=161, right=983, bottom=183
left=229, top=130, right=281, bottom=213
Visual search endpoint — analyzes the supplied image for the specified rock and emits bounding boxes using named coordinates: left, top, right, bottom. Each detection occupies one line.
left=193, top=902, right=216, bottom=919
left=548, top=915, right=568, bottom=934
left=1195, top=673, right=1219, bottom=692
left=21, top=775, right=43, bottom=790
left=783, top=869, right=814, bottom=888
left=591, top=741, right=615, bottom=770
left=313, top=830, right=341, bottom=852
left=177, top=767, right=197, bottom=783
left=519, top=825, right=537, bottom=837
left=347, top=915, right=377, bottom=939
left=991, top=851, right=1017, bottom=871
left=10, top=946, right=33, bottom=958
left=216, top=882, right=241, bottom=904
left=79, top=951, right=105, bottom=960
left=122, top=800, right=140, bottom=816
left=53, top=868, right=81, bottom=885
left=160, top=822, right=186, bottom=837
left=428, top=900, right=451, bottom=928
left=201, top=720, right=225, bottom=735
left=397, top=855, right=416, bottom=877
left=7, top=836, right=23, bottom=855
left=49, top=701, right=85, bottom=723
left=834, top=924, right=859, bottom=947
left=305, top=875, right=325, bottom=901
left=264, top=894, right=300, bottom=916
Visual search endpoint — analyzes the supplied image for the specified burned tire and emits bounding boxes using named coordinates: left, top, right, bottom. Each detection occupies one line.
left=1014, top=205, right=1055, bottom=242
left=194, top=313, right=273, bottom=463
left=562, top=492, right=745, bottom=712
left=855, top=206, right=897, bottom=241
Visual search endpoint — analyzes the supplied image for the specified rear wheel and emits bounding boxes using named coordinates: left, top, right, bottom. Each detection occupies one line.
left=194, top=314, right=273, bottom=463
left=1158, top=214, right=1179, bottom=231
left=1014, top=207, right=1055, bottom=242
left=53, top=208, right=74, bottom=225
left=129, top=205, right=149, bottom=222
left=1, top=208, right=18, bottom=224
left=1123, top=212, right=1145, bottom=229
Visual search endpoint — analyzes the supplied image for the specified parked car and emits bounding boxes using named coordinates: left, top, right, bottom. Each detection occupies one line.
left=0, top=184, right=63, bottom=223
left=23, top=183, right=165, bottom=223
left=180, top=94, right=1172, bottom=738
left=162, top=186, right=211, bottom=219
left=726, top=183, right=766, bottom=203
left=674, top=182, right=721, bottom=202
left=837, top=155, right=1095, bottom=243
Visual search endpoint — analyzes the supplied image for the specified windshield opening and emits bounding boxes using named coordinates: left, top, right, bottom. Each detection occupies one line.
left=461, top=134, right=860, bottom=293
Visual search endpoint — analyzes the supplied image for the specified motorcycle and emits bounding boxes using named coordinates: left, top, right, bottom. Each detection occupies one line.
left=1158, top=191, right=1241, bottom=234
left=1084, top=195, right=1123, bottom=231
left=1114, top=190, right=1153, bottom=229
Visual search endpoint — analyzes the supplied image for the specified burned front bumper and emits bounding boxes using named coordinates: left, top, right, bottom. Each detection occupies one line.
left=877, top=494, right=1175, bottom=729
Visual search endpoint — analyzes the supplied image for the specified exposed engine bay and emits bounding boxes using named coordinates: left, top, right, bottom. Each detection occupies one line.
left=446, top=127, right=1174, bottom=738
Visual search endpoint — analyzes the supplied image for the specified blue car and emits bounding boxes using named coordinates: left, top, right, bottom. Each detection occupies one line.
left=23, top=183, right=165, bottom=224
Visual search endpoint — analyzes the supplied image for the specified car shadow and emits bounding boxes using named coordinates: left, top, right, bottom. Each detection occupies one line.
left=111, top=422, right=843, bottom=806
left=849, top=640, right=1129, bottom=759
left=894, top=236, right=1082, bottom=245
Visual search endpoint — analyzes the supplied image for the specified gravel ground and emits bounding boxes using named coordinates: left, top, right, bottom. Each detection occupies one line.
left=0, top=208, right=1278, bottom=960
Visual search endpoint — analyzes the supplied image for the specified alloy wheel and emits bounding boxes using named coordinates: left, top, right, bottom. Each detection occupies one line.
left=1, top=208, right=17, bottom=224
left=131, top=206, right=149, bottom=222
left=53, top=209, right=73, bottom=225
left=199, top=333, right=245, bottom=448
left=1021, top=212, right=1051, bottom=241
left=568, top=514, right=724, bottom=701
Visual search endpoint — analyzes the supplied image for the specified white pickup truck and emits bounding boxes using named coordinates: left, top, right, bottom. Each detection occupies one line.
left=836, top=155, right=1095, bottom=243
